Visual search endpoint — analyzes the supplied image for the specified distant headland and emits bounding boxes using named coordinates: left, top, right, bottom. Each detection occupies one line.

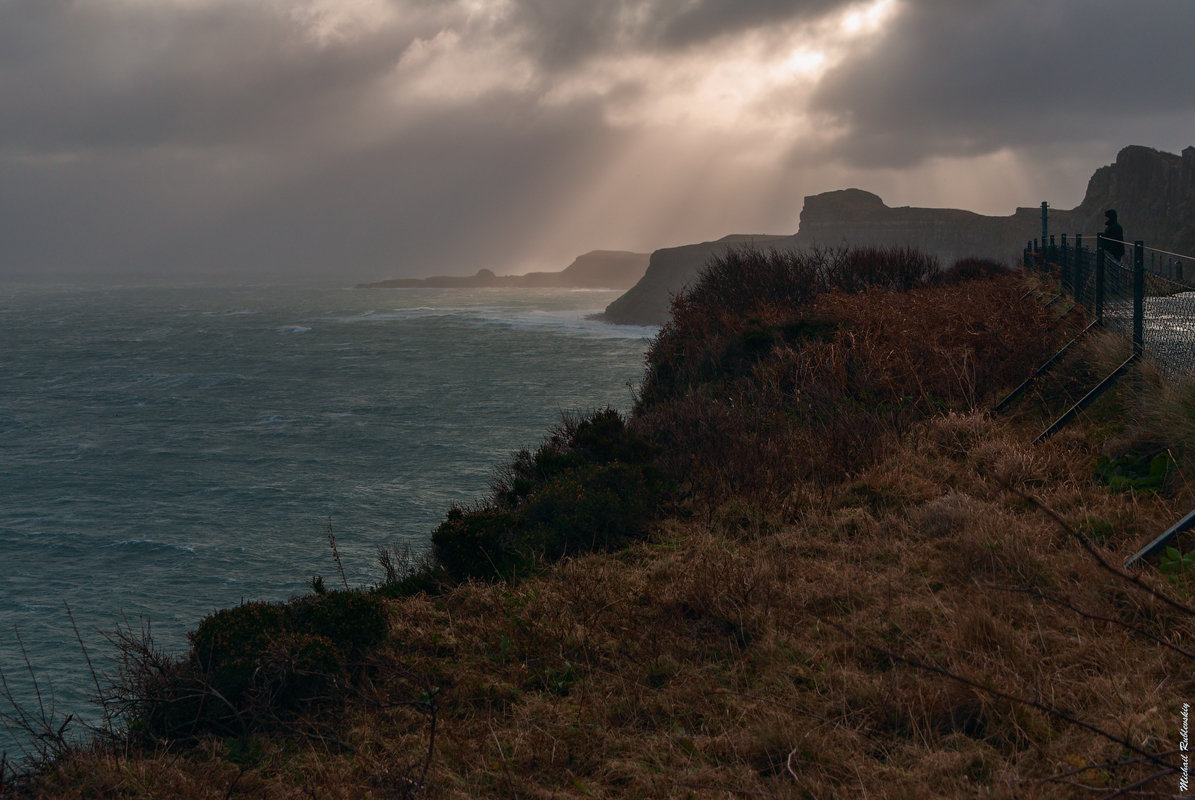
left=356, top=250, right=649, bottom=291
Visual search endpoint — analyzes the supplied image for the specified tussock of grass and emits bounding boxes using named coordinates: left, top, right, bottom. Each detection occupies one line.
left=8, top=247, right=1195, bottom=798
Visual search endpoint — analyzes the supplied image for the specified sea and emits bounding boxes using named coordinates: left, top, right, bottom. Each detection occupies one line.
left=0, top=283, right=656, bottom=758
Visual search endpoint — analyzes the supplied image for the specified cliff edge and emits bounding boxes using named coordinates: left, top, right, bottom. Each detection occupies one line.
left=601, top=144, right=1195, bottom=325
left=598, top=234, right=796, bottom=326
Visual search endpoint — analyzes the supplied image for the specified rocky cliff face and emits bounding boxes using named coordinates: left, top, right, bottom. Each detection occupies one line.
left=1066, top=145, right=1195, bottom=255
left=601, top=145, right=1195, bottom=325
left=792, top=188, right=1043, bottom=265
left=598, top=234, right=797, bottom=326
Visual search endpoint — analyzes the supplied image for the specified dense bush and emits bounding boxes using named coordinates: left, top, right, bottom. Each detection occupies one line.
left=431, top=506, right=524, bottom=581
left=430, top=408, right=672, bottom=582
left=519, top=463, right=669, bottom=557
left=489, top=408, right=657, bottom=509
left=637, top=246, right=940, bottom=408
left=636, top=246, right=1060, bottom=504
left=170, top=590, right=390, bottom=733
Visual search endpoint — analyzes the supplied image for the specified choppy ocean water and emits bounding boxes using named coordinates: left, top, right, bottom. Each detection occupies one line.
left=0, top=284, right=655, bottom=757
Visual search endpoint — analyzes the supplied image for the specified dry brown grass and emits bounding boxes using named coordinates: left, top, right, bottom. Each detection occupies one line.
left=20, top=408, right=1194, bottom=799
left=638, top=266, right=1064, bottom=508
left=10, top=260, right=1195, bottom=799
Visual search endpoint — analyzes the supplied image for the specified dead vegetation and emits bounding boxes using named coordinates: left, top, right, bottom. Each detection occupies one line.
left=5, top=247, right=1195, bottom=798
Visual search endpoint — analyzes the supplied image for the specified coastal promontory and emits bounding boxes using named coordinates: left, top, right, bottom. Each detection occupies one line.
left=357, top=250, right=649, bottom=290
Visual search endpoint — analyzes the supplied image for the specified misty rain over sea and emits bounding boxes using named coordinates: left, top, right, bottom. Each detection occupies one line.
left=0, top=284, right=655, bottom=757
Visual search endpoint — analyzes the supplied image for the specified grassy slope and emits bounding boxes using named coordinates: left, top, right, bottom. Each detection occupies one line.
left=10, top=251, right=1195, bottom=799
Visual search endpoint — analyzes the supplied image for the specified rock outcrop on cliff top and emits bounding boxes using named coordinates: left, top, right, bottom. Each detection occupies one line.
left=601, top=145, right=1195, bottom=325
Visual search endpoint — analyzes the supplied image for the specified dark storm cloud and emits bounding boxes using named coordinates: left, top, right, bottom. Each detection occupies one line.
left=0, top=0, right=422, bottom=154
left=503, top=0, right=853, bottom=69
left=1, top=0, right=1188, bottom=283
left=3, top=0, right=873, bottom=281
left=809, top=0, right=1195, bottom=168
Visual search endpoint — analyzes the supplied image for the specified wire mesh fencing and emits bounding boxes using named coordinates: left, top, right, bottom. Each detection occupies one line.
left=1026, top=236, right=1195, bottom=382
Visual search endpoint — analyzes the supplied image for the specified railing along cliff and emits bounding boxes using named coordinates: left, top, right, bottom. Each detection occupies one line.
left=1022, top=231, right=1195, bottom=567
left=1025, top=234, right=1195, bottom=382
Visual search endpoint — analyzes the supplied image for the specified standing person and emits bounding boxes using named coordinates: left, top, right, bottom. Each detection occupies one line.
left=1103, top=209, right=1126, bottom=262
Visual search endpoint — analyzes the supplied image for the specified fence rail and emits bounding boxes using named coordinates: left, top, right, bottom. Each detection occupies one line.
left=1025, top=235, right=1195, bottom=382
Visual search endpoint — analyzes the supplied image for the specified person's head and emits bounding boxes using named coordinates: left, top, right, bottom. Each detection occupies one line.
left=1105, top=209, right=1118, bottom=223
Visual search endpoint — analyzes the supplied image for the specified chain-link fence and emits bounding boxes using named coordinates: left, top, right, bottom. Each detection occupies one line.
left=1025, top=235, right=1195, bottom=382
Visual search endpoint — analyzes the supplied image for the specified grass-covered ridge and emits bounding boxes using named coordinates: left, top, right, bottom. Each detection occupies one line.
left=5, top=246, right=1195, bottom=798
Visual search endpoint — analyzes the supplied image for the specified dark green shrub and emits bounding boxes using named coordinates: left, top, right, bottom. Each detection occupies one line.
left=719, top=317, right=838, bottom=379
left=190, top=602, right=291, bottom=704
left=566, top=408, right=655, bottom=465
left=187, top=591, right=389, bottom=722
left=779, top=317, right=838, bottom=345
left=1160, top=546, right=1195, bottom=596
left=519, top=463, right=672, bottom=558
left=289, top=590, right=390, bottom=660
left=373, top=565, right=451, bottom=598
left=432, top=506, right=524, bottom=581
left=434, top=462, right=673, bottom=583
left=490, top=408, right=657, bottom=510
left=432, top=407, right=673, bottom=584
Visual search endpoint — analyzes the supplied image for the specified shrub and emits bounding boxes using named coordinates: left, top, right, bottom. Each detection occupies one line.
left=490, top=408, right=656, bottom=510
left=433, top=463, right=673, bottom=582
left=634, top=247, right=1061, bottom=506
left=183, top=590, right=390, bottom=730
left=288, top=590, right=390, bottom=659
left=638, top=246, right=943, bottom=409
left=431, top=506, right=524, bottom=581
left=190, top=602, right=291, bottom=705
left=824, top=246, right=939, bottom=293
left=432, top=408, right=672, bottom=583
left=1095, top=451, right=1175, bottom=493
left=519, top=463, right=671, bottom=558
left=373, top=543, right=451, bottom=598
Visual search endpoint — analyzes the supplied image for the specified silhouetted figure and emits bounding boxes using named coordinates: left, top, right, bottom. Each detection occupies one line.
left=1103, top=209, right=1126, bottom=262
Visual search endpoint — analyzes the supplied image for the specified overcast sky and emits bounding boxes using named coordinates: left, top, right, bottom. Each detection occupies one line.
left=2, top=0, right=1193, bottom=284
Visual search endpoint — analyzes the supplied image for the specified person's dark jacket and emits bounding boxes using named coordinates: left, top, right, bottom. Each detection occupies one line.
left=1103, top=210, right=1126, bottom=260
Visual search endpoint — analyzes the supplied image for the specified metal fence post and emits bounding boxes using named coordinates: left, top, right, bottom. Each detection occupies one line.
left=1133, top=241, right=1145, bottom=356
left=1070, top=234, right=1083, bottom=296
left=1095, top=239, right=1105, bottom=323
left=1041, top=201, right=1048, bottom=247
